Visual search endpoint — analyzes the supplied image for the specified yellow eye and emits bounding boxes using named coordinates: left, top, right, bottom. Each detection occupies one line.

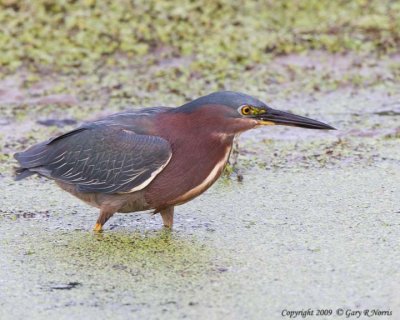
left=241, top=106, right=251, bottom=115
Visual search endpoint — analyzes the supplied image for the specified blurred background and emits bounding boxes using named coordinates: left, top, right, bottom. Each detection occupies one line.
left=1, top=1, right=399, bottom=319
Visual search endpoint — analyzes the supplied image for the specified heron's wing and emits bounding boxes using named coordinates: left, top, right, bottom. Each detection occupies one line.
left=14, top=126, right=172, bottom=194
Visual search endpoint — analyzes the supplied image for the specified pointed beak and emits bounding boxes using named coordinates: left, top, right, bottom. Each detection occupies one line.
left=257, top=108, right=335, bottom=130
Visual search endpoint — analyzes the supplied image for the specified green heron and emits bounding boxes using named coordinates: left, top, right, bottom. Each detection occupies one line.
left=14, top=91, right=334, bottom=231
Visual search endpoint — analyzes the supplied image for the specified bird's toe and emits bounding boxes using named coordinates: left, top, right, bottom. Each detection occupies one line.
left=93, top=223, right=103, bottom=232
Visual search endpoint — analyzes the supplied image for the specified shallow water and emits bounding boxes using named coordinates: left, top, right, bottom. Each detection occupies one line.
left=1, top=162, right=399, bottom=319
left=1, top=85, right=400, bottom=319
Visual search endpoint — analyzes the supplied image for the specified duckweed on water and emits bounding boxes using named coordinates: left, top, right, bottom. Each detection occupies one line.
left=1, top=2, right=400, bottom=319
left=1, top=0, right=399, bottom=74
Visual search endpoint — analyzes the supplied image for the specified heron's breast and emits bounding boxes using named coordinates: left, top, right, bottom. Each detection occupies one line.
left=144, top=140, right=232, bottom=208
left=170, top=145, right=231, bottom=205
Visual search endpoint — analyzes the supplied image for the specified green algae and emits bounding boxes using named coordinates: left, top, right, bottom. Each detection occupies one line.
left=1, top=2, right=400, bottom=318
left=55, top=230, right=214, bottom=274
left=15, top=229, right=217, bottom=293
left=0, top=0, right=399, bottom=74
left=1, top=162, right=399, bottom=319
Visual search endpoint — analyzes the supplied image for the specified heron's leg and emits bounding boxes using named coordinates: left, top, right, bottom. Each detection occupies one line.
left=93, top=206, right=117, bottom=232
left=160, top=206, right=174, bottom=228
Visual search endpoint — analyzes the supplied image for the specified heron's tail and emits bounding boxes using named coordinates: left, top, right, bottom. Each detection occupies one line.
left=14, top=166, right=35, bottom=181
left=13, top=146, right=47, bottom=181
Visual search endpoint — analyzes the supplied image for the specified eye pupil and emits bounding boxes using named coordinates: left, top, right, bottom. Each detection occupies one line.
left=243, top=107, right=250, bottom=115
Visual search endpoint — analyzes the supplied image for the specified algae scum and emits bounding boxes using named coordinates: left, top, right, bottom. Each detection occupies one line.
left=1, top=1, right=400, bottom=319
left=1, top=87, right=400, bottom=319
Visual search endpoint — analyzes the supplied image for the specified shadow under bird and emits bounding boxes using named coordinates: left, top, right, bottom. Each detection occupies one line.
left=14, top=91, right=334, bottom=231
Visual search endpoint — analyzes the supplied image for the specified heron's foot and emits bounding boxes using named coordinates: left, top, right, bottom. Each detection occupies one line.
left=93, top=223, right=103, bottom=232
left=94, top=206, right=118, bottom=232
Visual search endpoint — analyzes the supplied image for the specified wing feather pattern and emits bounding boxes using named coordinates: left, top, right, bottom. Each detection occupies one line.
left=14, top=127, right=172, bottom=194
